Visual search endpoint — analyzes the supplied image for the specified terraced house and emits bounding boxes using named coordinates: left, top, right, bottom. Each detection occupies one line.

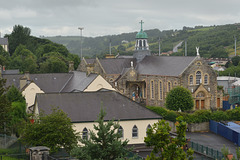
left=78, top=21, right=222, bottom=110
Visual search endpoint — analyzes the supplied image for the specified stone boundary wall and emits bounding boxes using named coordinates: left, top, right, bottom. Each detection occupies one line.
left=166, top=120, right=209, bottom=133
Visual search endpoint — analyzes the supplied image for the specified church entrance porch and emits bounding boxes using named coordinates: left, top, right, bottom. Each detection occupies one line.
left=126, top=81, right=146, bottom=104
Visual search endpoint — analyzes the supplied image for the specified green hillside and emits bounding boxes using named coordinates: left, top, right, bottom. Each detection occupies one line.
left=45, top=23, right=240, bottom=58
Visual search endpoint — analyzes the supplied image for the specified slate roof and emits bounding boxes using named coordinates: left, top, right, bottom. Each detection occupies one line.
left=0, top=38, right=8, bottom=45
left=35, top=91, right=161, bottom=122
left=136, top=56, right=197, bottom=76
left=2, top=69, right=19, bottom=75
left=61, top=71, right=97, bottom=92
left=29, top=73, right=73, bottom=92
left=3, top=74, right=22, bottom=88
left=85, top=58, right=95, bottom=64
left=99, top=58, right=136, bottom=74
left=3, top=73, right=73, bottom=92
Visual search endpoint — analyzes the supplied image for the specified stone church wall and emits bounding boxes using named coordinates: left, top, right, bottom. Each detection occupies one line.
left=181, top=58, right=218, bottom=109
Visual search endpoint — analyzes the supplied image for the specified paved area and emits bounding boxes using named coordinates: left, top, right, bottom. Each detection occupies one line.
left=187, top=132, right=238, bottom=158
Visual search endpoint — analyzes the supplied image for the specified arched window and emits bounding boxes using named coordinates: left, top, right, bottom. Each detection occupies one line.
left=132, top=125, right=138, bottom=138
left=189, top=75, right=193, bottom=85
left=143, top=40, right=146, bottom=47
left=139, top=40, right=142, bottom=47
left=167, top=81, right=171, bottom=92
left=196, top=71, right=202, bottom=85
left=82, top=127, right=88, bottom=140
left=118, top=126, right=124, bottom=138
left=146, top=124, right=151, bottom=136
left=150, top=80, right=154, bottom=99
left=204, top=74, right=208, bottom=85
left=159, top=81, right=163, bottom=100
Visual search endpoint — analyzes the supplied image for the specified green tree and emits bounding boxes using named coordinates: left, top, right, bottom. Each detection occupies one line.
left=232, top=56, right=240, bottom=66
left=166, top=86, right=194, bottom=112
left=144, top=117, right=194, bottom=160
left=9, top=45, right=38, bottom=73
left=0, top=79, right=11, bottom=134
left=6, top=25, right=31, bottom=55
left=20, top=107, right=78, bottom=153
left=71, top=109, right=129, bottom=160
left=39, top=56, right=68, bottom=73
left=6, top=85, right=25, bottom=103
left=6, top=85, right=27, bottom=135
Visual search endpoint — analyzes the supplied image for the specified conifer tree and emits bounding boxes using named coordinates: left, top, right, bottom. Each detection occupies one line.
left=71, top=109, right=129, bottom=160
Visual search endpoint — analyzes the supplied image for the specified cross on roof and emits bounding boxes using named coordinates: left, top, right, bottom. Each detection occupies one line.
left=139, top=20, right=144, bottom=31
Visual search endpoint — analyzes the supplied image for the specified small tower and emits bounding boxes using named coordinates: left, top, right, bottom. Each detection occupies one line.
left=135, top=20, right=149, bottom=51
left=133, top=20, right=151, bottom=62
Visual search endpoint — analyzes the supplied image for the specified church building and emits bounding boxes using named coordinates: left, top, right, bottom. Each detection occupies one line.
left=78, top=21, right=222, bottom=110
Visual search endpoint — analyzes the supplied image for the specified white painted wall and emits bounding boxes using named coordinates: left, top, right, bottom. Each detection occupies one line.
left=22, top=83, right=44, bottom=110
left=84, top=75, right=115, bottom=92
left=73, top=119, right=160, bottom=144
left=1, top=44, right=8, bottom=52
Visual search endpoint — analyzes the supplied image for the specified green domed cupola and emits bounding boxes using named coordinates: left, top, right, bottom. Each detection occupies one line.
left=136, top=20, right=148, bottom=39
left=135, top=20, right=149, bottom=51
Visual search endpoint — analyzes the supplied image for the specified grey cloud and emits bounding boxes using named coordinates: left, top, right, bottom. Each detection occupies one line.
left=1, top=0, right=240, bottom=37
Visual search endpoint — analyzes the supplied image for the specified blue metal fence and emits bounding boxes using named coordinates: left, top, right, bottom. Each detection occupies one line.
left=223, top=101, right=232, bottom=110
left=210, top=120, right=240, bottom=146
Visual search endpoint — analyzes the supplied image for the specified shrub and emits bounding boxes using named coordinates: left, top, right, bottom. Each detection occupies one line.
left=211, top=110, right=229, bottom=121
left=166, top=86, right=194, bottom=111
left=147, top=106, right=168, bottom=117
left=165, top=110, right=178, bottom=122
left=190, top=110, right=212, bottom=123
left=227, top=107, right=240, bottom=121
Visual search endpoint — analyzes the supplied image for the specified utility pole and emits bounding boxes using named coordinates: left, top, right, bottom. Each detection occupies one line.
left=78, top=27, right=84, bottom=60
left=185, top=39, right=187, bottom=56
left=109, top=39, right=112, bottom=55
left=234, top=35, right=237, bottom=56
left=158, top=37, right=161, bottom=56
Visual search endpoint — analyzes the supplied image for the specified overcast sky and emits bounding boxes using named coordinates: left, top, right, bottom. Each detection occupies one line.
left=1, top=0, right=240, bottom=37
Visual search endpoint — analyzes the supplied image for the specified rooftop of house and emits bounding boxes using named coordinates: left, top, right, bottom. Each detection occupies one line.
left=99, top=58, right=136, bottom=74
left=0, top=38, right=8, bottom=45
left=35, top=91, right=162, bottom=122
left=135, top=56, right=197, bottom=76
left=3, top=71, right=99, bottom=93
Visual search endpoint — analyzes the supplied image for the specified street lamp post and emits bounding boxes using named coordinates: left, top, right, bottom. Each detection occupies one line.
left=78, top=27, right=84, bottom=60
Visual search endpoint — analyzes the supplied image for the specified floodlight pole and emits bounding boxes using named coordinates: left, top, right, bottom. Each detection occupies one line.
left=158, top=37, right=161, bottom=56
left=234, top=35, right=237, bottom=56
left=78, top=27, right=84, bottom=60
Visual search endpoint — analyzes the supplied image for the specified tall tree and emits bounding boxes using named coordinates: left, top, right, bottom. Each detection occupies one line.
left=20, top=107, right=78, bottom=153
left=6, top=25, right=31, bottom=55
left=166, top=86, right=194, bottom=112
left=6, top=85, right=25, bottom=103
left=0, top=79, right=11, bottom=134
left=144, top=117, right=194, bottom=160
left=71, top=109, right=129, bottom=160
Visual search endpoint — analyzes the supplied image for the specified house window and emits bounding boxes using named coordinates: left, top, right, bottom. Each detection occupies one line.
left=159, top=81, right=163, bottom=100
left=146, top=124, right=151, bottom=136
left=118, top=126, right=124, bottom=138
left=132, top=125, right=138, bottom=138
left=189, top=75, right=193, bottom=85
left=150, top=80, right=154, bottom=99
left=82, top=127, right=88, bottom=140
left=196, top=71, right=202, bottom=85
left=167, top=81, right=171, bottom=92
left=174, top=81, right=177, bottom=86
left=204, top=74, right=208, bottom=85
